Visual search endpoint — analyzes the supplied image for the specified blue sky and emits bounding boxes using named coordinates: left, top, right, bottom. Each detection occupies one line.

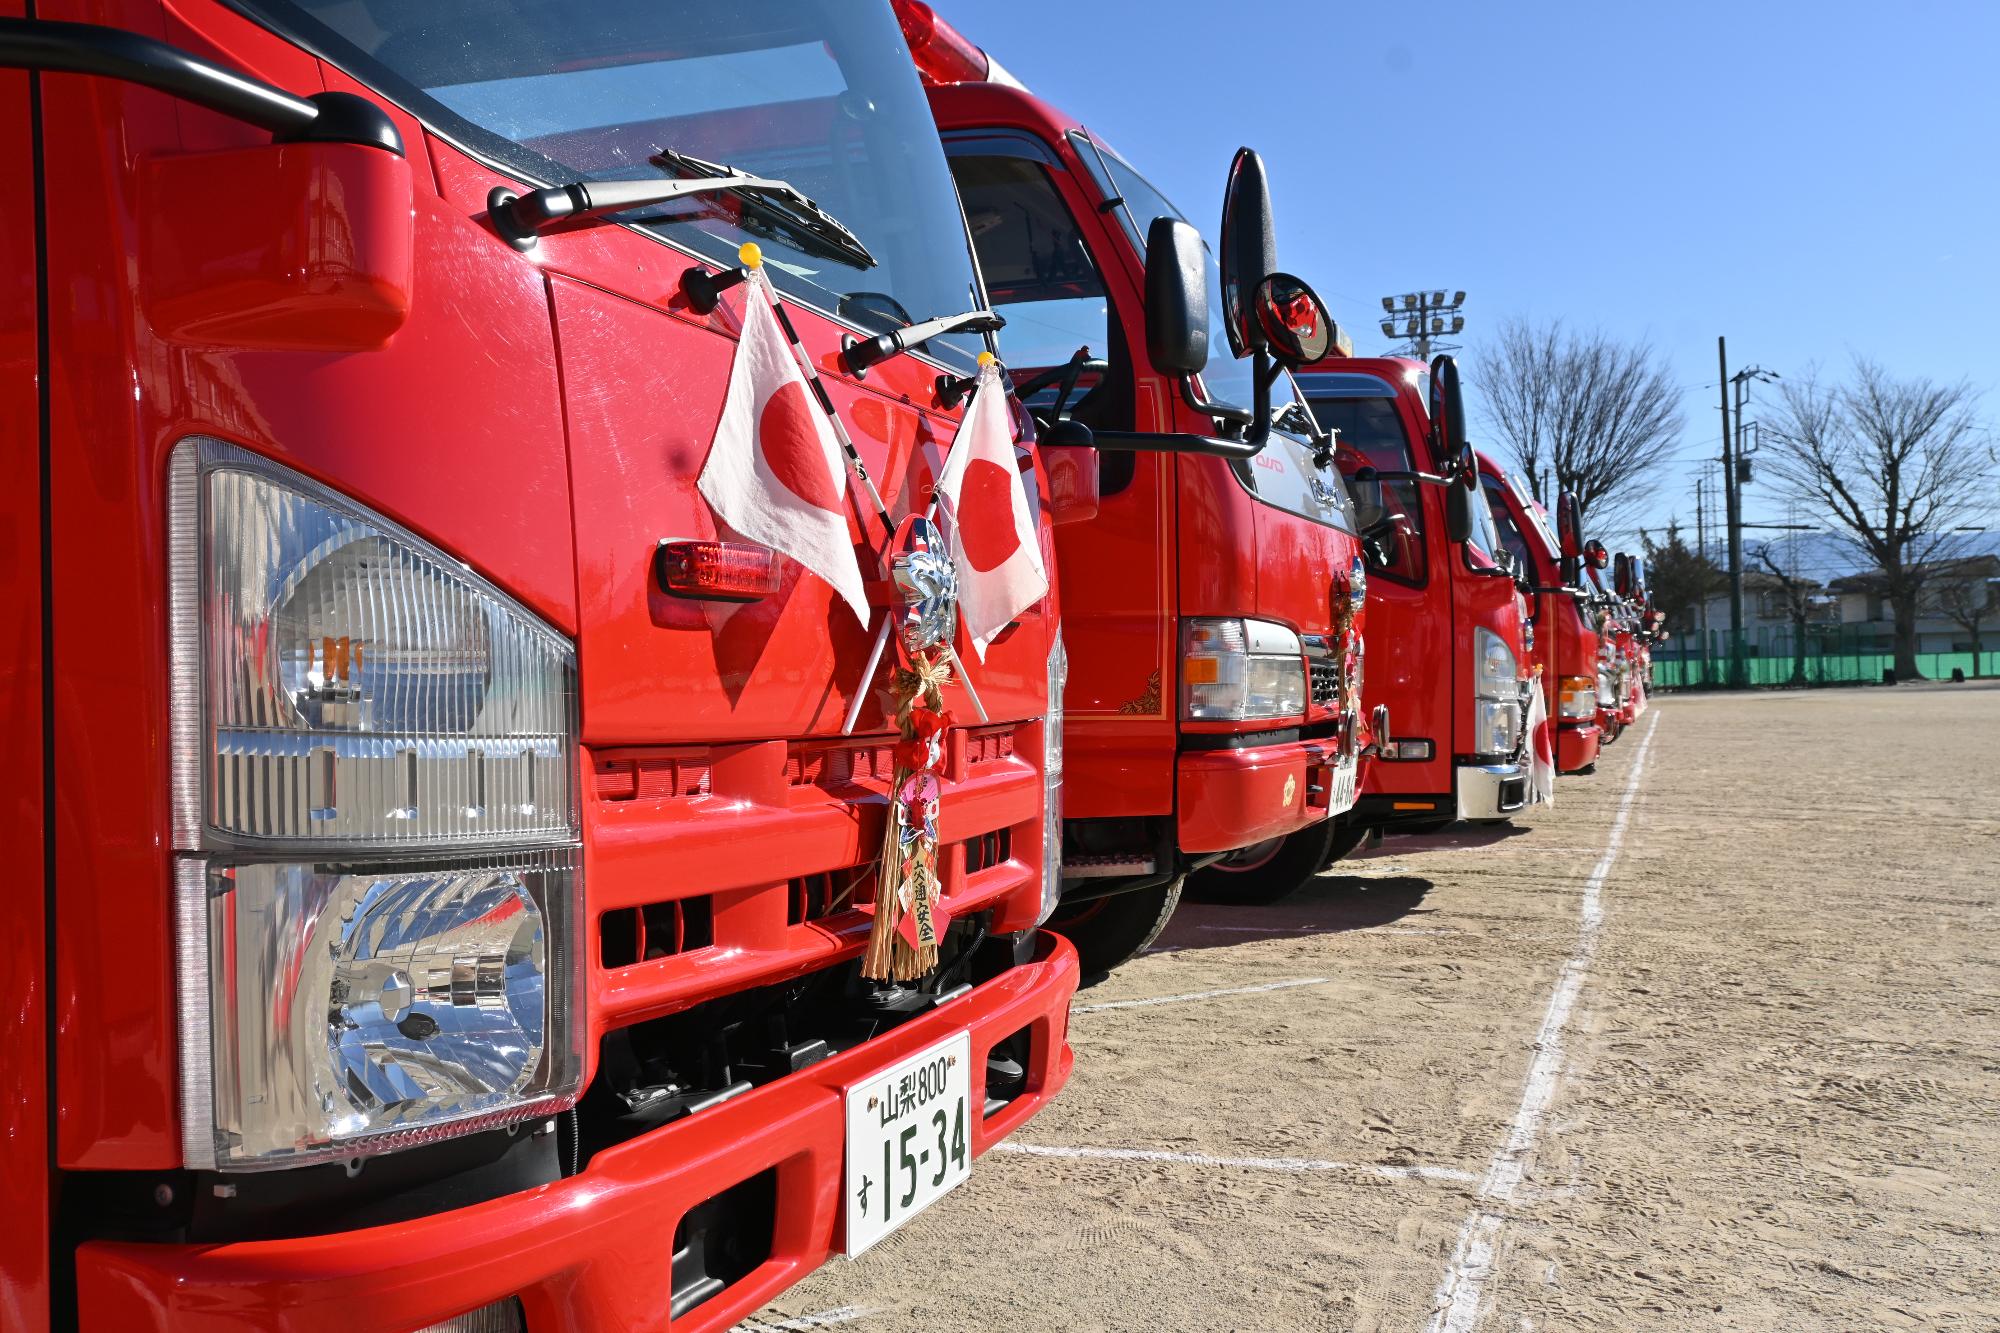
left=932, top=0, right=2000, bottom=566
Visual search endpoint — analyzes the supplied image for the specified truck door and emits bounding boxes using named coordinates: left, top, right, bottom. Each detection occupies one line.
left=0, top=24, right=48, bottom=1325
left=1310, top=375, right=1453, bottom=800
left=946, top=133, right=1176, bottom=813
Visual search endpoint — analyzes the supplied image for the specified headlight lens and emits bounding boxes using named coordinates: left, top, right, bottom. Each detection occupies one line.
left=174, top=442, right=577, bottom=851
left=1182, top=618, right=1306, bottom=721
left=170, top=439, right=583, bottom=1171
left=188, top=851, right=580, bottom=1169
left=1474, top=627, right=1519, bottom=700
left=1039, top=633, right=1066, bottom=924
left=1476, top=699, right=1522, bottom=755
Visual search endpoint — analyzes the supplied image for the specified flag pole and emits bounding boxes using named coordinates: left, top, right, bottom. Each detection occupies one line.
left=736, top=245, right=990, bottom=728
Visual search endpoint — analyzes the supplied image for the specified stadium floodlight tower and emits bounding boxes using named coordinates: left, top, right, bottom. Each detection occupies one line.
left=1379, top=289, right=1467, bottom=360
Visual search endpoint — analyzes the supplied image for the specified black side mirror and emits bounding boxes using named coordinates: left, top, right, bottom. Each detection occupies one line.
left=1143, top=216, right=1209, bottom=377
left=1445, top=479, right=1474, bottom=545
left=1042, top=418, right=1095, bottom=449
left=1218, top=147, right=1277, bottom=360
left=1451, top=441, right=1477, bottom=490
left=1556, top=492, right=1582, bottom=561
left=1429, top=354, right=1469, bottom=459
left=1252, top=273, right=1334, bottom=369
left=1614, top=552, right=1635, bottom=598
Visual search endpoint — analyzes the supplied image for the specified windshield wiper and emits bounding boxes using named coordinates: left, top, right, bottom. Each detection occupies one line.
left=841, top=307, right=1005, bottom=374
left=487, top=148, right=875, bottom=270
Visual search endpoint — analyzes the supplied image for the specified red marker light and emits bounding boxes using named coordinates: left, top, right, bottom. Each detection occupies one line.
left=893, top=0, right=991, bottom=85
left=655, top=540, right=782, bottom=602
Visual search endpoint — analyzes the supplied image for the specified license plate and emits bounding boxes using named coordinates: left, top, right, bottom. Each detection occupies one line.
left=1327, top=757, right=1360, bottom=815
left=842, top=1031, right=973, bottom=1256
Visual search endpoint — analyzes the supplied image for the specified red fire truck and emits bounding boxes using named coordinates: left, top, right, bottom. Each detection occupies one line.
left=902, top=3, right=1372, bottom=957
left=1297, top=357, right=1540, bottom=855
left=1, top=2, right=1081, bottom=1327
left=1476, top=456, right=1604, bottom=775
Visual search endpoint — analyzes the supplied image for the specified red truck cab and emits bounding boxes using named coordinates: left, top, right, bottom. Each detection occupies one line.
left=3, top=2, right=1078, bottom=1327
left=1476, top=458, right=1604, bottom=775
left=910, top=29, right=1369, bottom=962
left=1299, top=357, right=1541, bottom=847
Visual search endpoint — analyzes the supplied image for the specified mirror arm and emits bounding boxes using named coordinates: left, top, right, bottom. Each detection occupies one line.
left=1354, top=466, right=1451, bottom=488
left=1177, top=374, right=1254, bottom=428
left=1091, top=429, right=1261, bottom=460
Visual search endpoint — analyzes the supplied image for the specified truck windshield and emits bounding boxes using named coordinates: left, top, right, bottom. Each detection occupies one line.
left=241, top=0, right=989, bottom=370
left=1069, top=131, right=1259, bottom=420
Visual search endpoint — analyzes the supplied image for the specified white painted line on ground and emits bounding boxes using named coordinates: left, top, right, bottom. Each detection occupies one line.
left=1071, top=977, right=1327, bottom=1013
left=994, top=1141, right=1475, bottom=1182
left=734, top=1307, right=873, bottom=1331
left=1424, top=711, right=1663, bottom=1333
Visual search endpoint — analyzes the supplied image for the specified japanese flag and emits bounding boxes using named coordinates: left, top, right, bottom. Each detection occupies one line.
left=1526, top=674, right=1556, bottom=807
left=697, top=271, right=868, bottom=626
left=935, top=362, right=1048, bottom=659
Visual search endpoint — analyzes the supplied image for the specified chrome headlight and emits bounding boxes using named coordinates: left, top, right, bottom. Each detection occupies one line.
left=1474, top=627, right=1518, bottom=700
left=1038, top=633, right=1066, bottom=924
left=1476, top=698, right=1523, bottom=755
left=170, top=439, right=583, bottom=1171
left=1182, top=618, right=1307, bottom=721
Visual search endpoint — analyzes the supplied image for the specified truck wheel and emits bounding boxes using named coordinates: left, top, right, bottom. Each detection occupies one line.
left=1184, top=820, right=1340, bottom=906
left=1317, top=823, right=1370, bottom=871
left=1048, top=878, right=1185, bottom=977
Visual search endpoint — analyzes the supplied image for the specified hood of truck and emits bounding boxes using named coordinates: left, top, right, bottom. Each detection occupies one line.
left=546, top=273, right=1054, bottom=745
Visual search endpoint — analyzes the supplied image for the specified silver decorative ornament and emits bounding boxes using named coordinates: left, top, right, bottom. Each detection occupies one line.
left=892, top=515, right=958, bottom=652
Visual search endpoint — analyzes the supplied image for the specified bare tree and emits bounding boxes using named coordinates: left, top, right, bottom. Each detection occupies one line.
left=1754, top=547, right=1825, bottom=686
left=1475, top=318, right=1683, bottom=533
left=1764, top=361, right=1994, bottom=679
left=1931, top=557, right=1999, bottom=677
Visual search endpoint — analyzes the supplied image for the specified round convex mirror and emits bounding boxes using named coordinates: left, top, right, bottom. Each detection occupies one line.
left=1252, top=272, right=1333, bottom=368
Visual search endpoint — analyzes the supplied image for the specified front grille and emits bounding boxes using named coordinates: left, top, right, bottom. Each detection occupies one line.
left=595, top=750, right=711, bottom=802
left=785, top=741, right=895, bottom=789
left=600, top=896, right=715, bottom=968
left=963, top=725, right=1017, bottom=768
left=786, top=867, right=874, bottom=925
left=962, top=827, right=1012, bottom=875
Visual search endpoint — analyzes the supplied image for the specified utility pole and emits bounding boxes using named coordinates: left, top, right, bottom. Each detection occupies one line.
left=1696, top=471, right=1711, bottom=685
left=1718, top=337, right=1743, bottom=686
left=1726, top=361, right=1780, bottom=688
left=1380, top=290, right=1466, bottom=361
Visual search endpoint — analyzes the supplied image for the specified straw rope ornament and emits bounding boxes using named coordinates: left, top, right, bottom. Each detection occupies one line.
left=862, top=518, right=959, bottom=981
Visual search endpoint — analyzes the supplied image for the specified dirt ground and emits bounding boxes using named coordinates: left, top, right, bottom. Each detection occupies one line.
left=748, top=684, right=2000, bottom=1332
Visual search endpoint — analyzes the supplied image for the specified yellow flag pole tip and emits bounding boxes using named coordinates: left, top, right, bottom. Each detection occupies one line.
left=737, top=242, right=763, bottom=269
left=976, top=351, right=996, bottom=368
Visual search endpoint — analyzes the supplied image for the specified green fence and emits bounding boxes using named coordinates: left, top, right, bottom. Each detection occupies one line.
left=1654, top=625, right=1995, bottom=689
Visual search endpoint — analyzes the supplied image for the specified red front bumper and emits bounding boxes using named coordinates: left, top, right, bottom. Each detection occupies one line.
left=77, top=936, right=1078, bottom=1332
left=1557, top=720, right=1601, bottom=774
left=1175, top=737, right=1343, bottom=855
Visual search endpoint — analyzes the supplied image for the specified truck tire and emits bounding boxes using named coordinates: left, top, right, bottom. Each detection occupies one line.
left=1048, top=878, right=1185, bottom=977
left=1316, top=822, right=1370, bottom=871
left=1184, top=820, right=1340, bottom=906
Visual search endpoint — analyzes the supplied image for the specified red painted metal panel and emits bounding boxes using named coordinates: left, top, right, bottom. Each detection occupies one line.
left=0, top=36, right=50, bottom=1330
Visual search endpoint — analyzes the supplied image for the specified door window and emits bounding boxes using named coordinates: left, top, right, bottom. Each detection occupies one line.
left=1303, top=376, right=1426, bottom=582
